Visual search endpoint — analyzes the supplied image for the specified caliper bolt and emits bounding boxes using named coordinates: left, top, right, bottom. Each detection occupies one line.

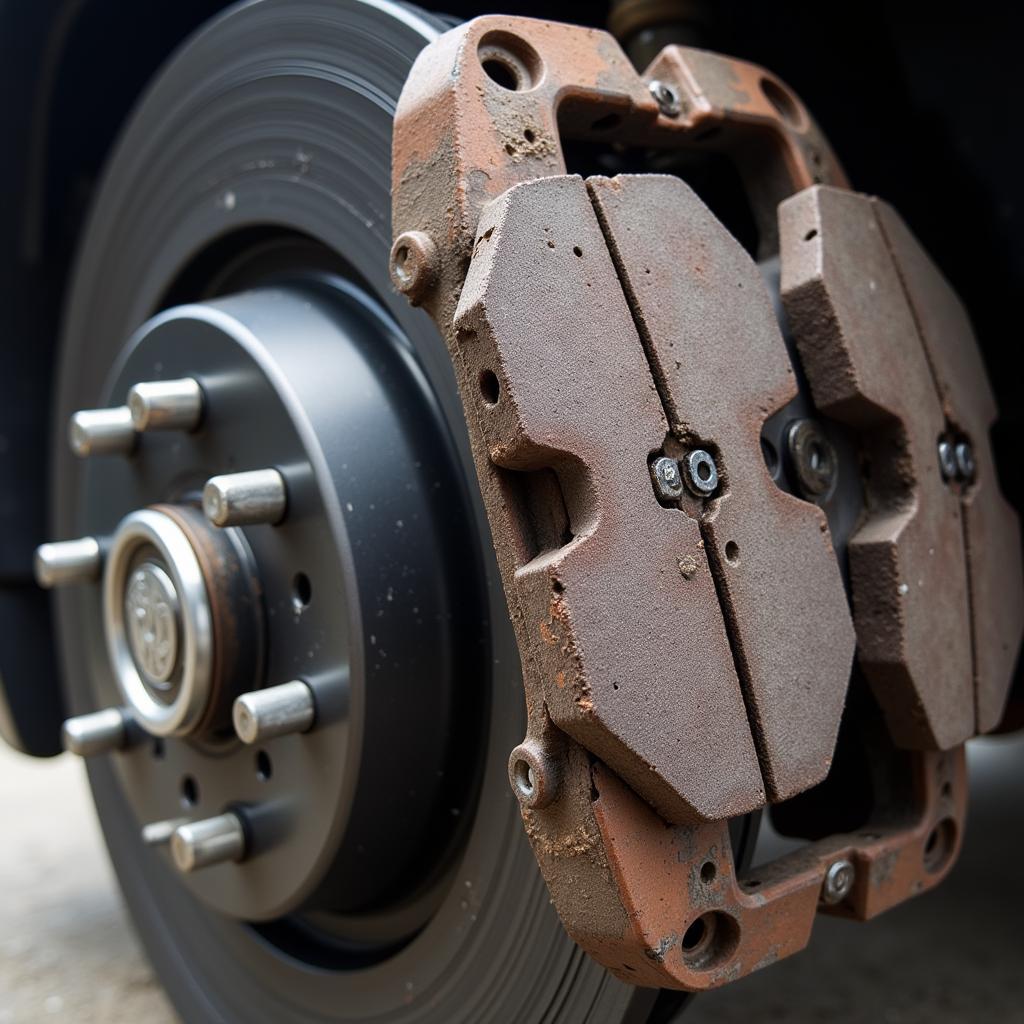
left=821, top=858, right=856, bottom=905
left=68, top=406, right=135, bottom=457
left=682, top=449, right=719, bottom=497
left=648, top=79, right=682, bottom=118
left=650, top=456, right=684, bottom=502
left=203, top=469, right=288, bottom=527
left=171, top=813, right=247, bottom=873
left=787, top=419, right=837, bottom=499
left=389, top=230, right=438, bottom=306
left=937, top=438, right=958, bottom=480
left=61, top=708, right=130, bottom=757
left=34, top=536, right=102, bottom=588
left=954, top=441, right=975, bottom=481
left=128, top=377, right=204, bottom=432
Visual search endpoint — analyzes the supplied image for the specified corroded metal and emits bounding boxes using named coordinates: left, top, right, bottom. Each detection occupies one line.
left=390, top=13, right=1020, bottom=993
left=780, top=186, right=1022, bottom=746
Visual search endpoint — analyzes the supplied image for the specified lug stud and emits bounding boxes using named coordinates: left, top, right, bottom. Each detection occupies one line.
left=171, top=813, right=246, bottom=872
left=127, top=378, right=204, bottom=432
left=34, top=537, right=102, bottom=588
left=69, top=407, right=135, bottom=457
left=62, top=708, right=130, bottom=757
left=233, top=680, right=316, bottom=744
left=203, top=469, right=287, bottom=527
left=141, top=817, right=191, bottom=847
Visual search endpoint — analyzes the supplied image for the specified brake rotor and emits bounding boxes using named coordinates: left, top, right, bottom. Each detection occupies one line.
left=43, top=1, right=672, bottom=1020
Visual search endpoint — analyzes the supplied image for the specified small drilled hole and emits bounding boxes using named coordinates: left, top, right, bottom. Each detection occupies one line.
left=573, top=245, right=583, bottom=258
left=181, top=776, right=199, bottom=808
left=292, top=572, right=312, bottom=611
left=700, top=861, right=716, bottom=884
left=725, top=541, right=740, bottom=565
left=256, top=750, right=273, bottom=782
left=152, top=738, right=165, bottom=760
left=760, top=77, right=802, bottom=128
left=941, top=781, right=953, bottom=799
left=480, top=369, right=500, bottom=405
left=804, top=228, right=818, bottom=242
left=524, top=128, right=535, bottom=143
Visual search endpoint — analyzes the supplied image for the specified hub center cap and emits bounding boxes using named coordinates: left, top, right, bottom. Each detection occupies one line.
left=125, top=562, right=180, bottom=688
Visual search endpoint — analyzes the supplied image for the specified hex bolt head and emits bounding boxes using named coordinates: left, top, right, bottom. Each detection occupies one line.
left=683, top=449, right=720, bottom=497
left=203, top=469, right=287, bottom=527
left=650, top=456, right=684, bottom=502
left=171, top=813, right=246, bottom=873
left=34, top=536, right=102, bottom=588
left=233, top=680, right=316, bottom=744
left=937, top=439, right=958, bottom=480
left=954, top=441, right=975, bottom=481
left=62, top=708, right=129, bottom=757
left=68, top=406, right=135, bottom=457
left=141, top=817, right=191, bottom=847
left=821, top=858, right=856, bottom=905
left=648, top=78, right=682, bottom=117
left=389, top=230, right=438, bottom=306
left=787, top=420, right=838, bottom=499
left=128, top=378, right=204, bottom=432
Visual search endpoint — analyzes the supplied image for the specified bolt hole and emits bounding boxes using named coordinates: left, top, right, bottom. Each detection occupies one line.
left=697, top=460, right=712, bottom=481
left=393, top=244, right=411, bottom=283
left=680, top=911, right=740, bottom=969
left=700, top=861, right=716, bottom=884
left=760, top=77, right=802, bottom=128
left=480, top=369, right=501, bottom=405
left=481, top=57, right=520, bottom=91
left=181, top=775, right=199, bottom=808
left=478, top=31, right=542, bottom=92
left=513, top=758, right=536, bottom=797
left=573, top=245, right=583, bottom=258
left=256, top=750, right=273, bottom=782
left=292, top=572, right=312, bottom=611
left=682, top=916, right=707, bottom=951
left=725, top=541, right=740, bottom=565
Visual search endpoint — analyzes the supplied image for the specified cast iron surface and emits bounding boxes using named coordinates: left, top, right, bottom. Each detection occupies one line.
left=49, top=0, right=669, bottom=1020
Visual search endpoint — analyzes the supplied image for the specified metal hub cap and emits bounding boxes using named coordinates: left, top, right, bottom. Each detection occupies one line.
left=104, top=509, right=216, bottom=736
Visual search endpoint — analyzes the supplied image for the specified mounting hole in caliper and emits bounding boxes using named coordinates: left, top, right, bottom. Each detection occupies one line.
left=680, top=911, right=740, bottom=970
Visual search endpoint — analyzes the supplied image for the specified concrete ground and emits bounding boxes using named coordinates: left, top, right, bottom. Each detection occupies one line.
left=1, top=735, right=1021, bottom=1023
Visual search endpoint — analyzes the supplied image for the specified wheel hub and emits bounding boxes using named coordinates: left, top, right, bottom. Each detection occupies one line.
left=48, top=276, right=485, bottom=926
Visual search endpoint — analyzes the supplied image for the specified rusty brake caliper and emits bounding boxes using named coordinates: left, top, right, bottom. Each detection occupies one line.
left=388, top=16, right=1024, bottom=990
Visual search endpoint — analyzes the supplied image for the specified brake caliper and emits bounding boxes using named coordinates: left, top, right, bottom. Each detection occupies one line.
left=389, top=16, right=1023, bottom=990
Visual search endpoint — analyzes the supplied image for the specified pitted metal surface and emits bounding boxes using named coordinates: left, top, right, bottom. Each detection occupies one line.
left=589, top=173, right=855, bottom=801
left=391, top=13, right=1021, bottom=993
left=780, top=186, right=1021, bottom=748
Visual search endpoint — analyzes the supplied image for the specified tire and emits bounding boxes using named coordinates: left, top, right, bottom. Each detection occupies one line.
left=50, top=1, right=664, bottom=1020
